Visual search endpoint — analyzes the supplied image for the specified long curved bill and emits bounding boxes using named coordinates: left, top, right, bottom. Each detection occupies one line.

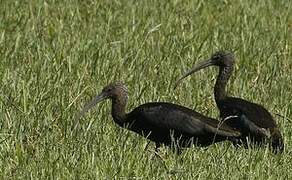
left=75, top=92, right=107, bottom=120
left=174, top=58, right=215, bottom=89
left=71, top=91, right=108, bottom=134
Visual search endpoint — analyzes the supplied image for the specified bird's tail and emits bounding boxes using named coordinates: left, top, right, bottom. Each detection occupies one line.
left=270, top=127, right=284, bottom=153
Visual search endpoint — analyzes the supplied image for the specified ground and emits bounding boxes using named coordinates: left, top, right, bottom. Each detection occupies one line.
left=0, top=0, right=292, bottom=179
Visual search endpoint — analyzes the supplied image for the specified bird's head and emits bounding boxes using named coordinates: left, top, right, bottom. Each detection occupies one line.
left=101, top=81, right=128, bottom=100
left=174, top=51, right=235, bottom=89
left=210, top=51, right=235, bottom=67
left=76, top=81, right=128, bottom=119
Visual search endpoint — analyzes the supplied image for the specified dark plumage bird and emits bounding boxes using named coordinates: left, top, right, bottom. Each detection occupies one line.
left=175, top=51, right=284, bottom=153
left=76, top=81, right=241, bottom=151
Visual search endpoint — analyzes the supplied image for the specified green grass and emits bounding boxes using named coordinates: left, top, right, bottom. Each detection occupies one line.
left=1, top=0, right=292, bottom=179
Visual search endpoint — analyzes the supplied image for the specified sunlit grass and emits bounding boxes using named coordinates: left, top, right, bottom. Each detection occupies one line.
left=1, top=0, right=292, bottom=179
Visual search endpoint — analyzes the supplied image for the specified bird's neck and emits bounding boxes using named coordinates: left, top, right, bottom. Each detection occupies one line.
left=111, top=95, right=128, bottom=126
left=214, top=66, right=233, bottom=103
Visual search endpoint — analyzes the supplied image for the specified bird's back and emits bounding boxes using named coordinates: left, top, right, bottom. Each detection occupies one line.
left=124, top=102, right=240, bottom=146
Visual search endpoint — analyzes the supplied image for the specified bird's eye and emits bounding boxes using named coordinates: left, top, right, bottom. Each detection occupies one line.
left=215, top=54, right=222, bottom=59
left=103, top=87, right=112, bottom=93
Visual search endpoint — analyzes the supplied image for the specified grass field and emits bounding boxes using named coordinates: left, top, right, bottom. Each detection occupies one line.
left=1, top=0, right=292, bottom=179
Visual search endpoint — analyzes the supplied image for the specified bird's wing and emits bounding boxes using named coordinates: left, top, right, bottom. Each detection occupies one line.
left=219, top=97, right=277, bottom=130
left=223, top=114, right=271, bottom=138
left=240, top=114, right=271, bottom=138
left=129, top=102, right=240, bottom=137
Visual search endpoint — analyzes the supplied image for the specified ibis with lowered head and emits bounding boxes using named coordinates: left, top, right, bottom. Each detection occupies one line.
left=76, top=81, right=241, bottom=152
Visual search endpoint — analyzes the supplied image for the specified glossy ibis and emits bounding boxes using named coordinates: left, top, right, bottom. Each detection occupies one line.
left=175, top=51, right=284, bottom=153
left=76, top=81, right=241, bottom=151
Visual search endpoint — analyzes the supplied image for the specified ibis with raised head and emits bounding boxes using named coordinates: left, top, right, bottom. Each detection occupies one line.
left=175, top=51, right=284, bottom=153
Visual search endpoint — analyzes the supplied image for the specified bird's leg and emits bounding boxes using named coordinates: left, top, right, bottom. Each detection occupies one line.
left=240, top=137, right=250, bottom=149
left=229, top=135, right=247, bottom=149
left=170, top=141, right=182, bottom=155
left=147, top=143, right=161, bottom=155
left=143, top=141, right=152, bottom=152
left=232, top=139, right=244, bottom=148
left=173, top=146, right=182, bottom=155
left=155, top=143, right=161, bottom=152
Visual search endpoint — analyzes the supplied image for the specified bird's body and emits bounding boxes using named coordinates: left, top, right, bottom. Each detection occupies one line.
left=175, top=51, right=284, bottom=153
left=125, top=102, right=240, bottom=148
left=217, top=97, right=283, bottom=149
left=77, top=82, right=241, bottom=151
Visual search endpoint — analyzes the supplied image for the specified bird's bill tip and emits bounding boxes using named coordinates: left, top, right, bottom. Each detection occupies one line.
left=173, top=78, right=183, bottom=90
